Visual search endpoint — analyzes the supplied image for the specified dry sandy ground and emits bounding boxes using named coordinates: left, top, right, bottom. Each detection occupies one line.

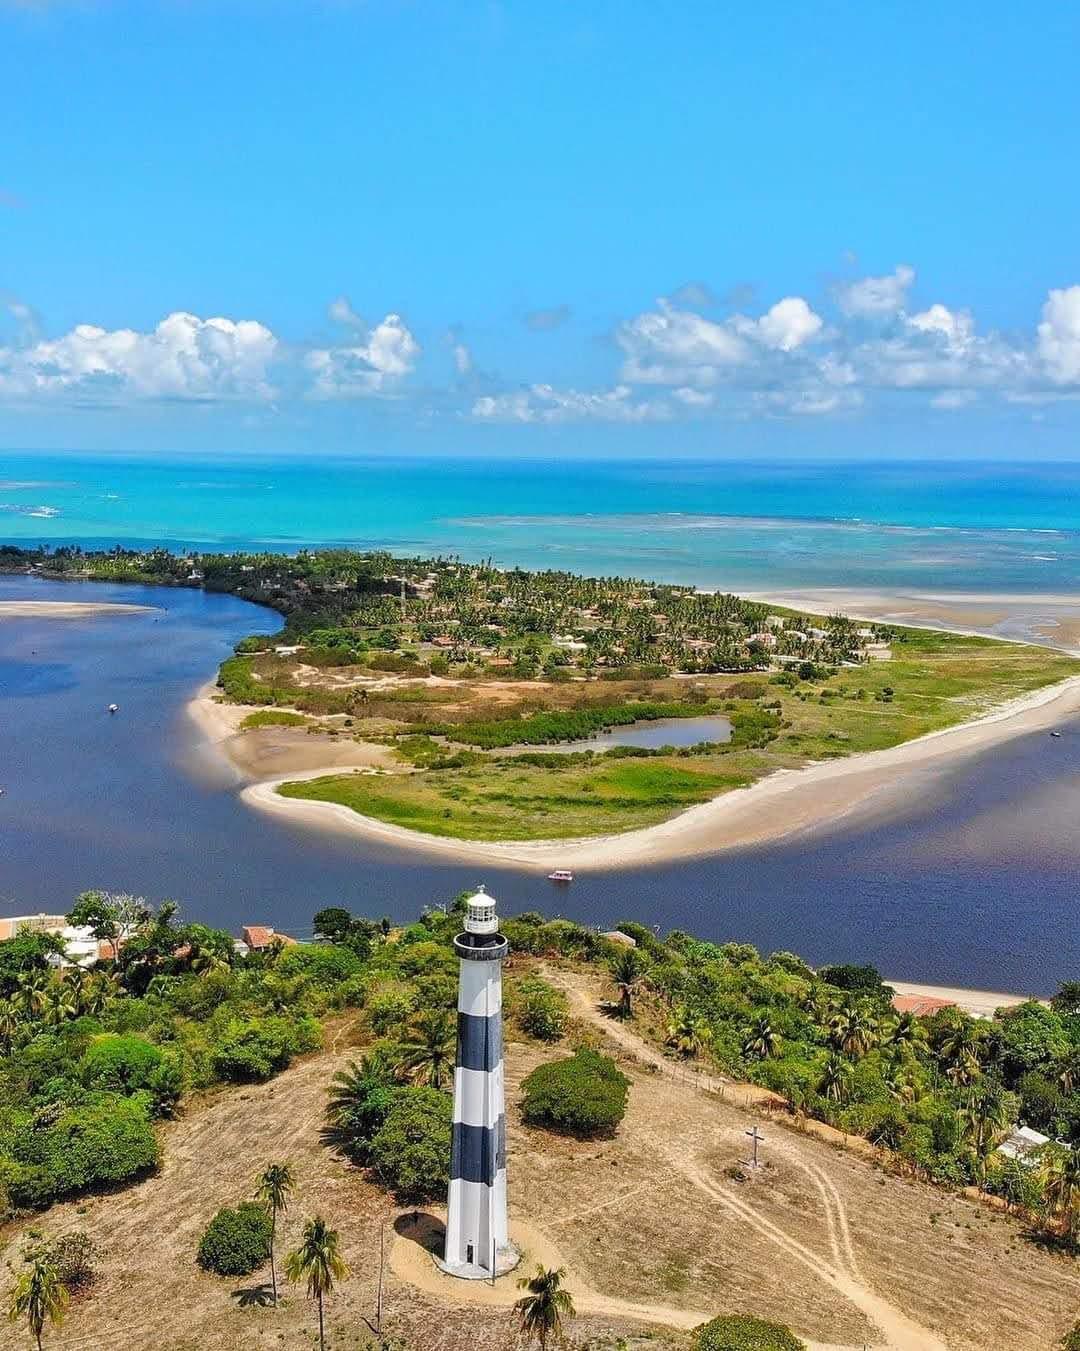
left=742, top=589, right=1080, bottom=656
left=4, top=972, right=1079, bottom=1351
left=0, top=600, right=156, bottom=619
left=186, top=681, right=395, bottom=779
left=237, top=672, right=1080, bottom=872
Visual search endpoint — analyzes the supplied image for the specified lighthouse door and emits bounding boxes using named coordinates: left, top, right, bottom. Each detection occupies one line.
left=466, top=1243, right=474, bottom=1265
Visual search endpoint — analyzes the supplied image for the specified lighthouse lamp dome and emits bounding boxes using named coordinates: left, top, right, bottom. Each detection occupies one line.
left=463, top=885, right=498, bottom=935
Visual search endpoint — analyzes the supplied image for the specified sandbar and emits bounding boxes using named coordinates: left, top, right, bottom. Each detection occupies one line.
left=0, top=600, right=156, bottom=619
left=236, top=671, right=1080, bottom=872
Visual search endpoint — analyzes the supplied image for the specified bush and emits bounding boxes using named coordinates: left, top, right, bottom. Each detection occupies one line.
left=521, top=1049, right=629, bottom=1137
left=197, top=1202, right=272, bottom=1276
left=516, top=977, right=568, bottom=1042
left=10, top=1095, right=160, bottom=1206
left=210, top=1015, right=320, bottom=1083
left=369, top=1086, right=453, bottom=1202
left=50, top=1232, right=96, bottom=1292
left=274, top=943, right=365, bottom=988
left=693, top=1313, right=806, bottom=1350
left=80, top=1034, right=164, bottom=1094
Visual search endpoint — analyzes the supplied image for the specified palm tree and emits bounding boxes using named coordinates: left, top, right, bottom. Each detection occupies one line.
left=666, top=1005, right=711, bottom=1059
left=257, top=1162, right=295, bottom=1307
left=818, top=1054, right=852, bottom=1104
left=39, top=983, right=76, bottom=1029
left=884, top=1010, right=925, bottom=1051
left=1059, top=1048, right=1080, bottom=1094
left=828, top=1001, right=878, bottom=1059
left=610, top=949, right=647, bottom=1020
left=395, top=1009, right=455, bottom=1090
left=16, top=973, right=46, bottom=1022
left=0, top=999, right=21, bottom=1055
left=1042, top=1143, right=1080, bottom=1239
left=742, top=1013, right=781, bottom=1061
left=960, top=1085, right=1010, bottom=1189
left=937, top=1022, right=984, bottom=1087
left=285, top=1216, right=348, bottom=1351
left=513, top=1265, right=576, bottom=1351
left=7, top=1248, right=68, bottom=1351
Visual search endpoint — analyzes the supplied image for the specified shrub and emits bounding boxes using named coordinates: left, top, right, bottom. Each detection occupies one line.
left=516, top=977, right=568, bottom=1042
left=50, top=1232, right=96, bottom=1292
left=368, top=984, right=416, bottom=1035
left=520, top=1049, right=629, bottom=1137
left=693, top=1313, right=806, bottom=1350
left=197, top=1202, right=272, bottom=1276
left=210, top=1014, right=319, bottom=1083
left=10, top=1095, right=160, bottom=1206
left=274, top=943, right=364, bottom=988
left=369, top=1086, right=453, bottom=1202
left=80, top=1035, right=164, bottom=1095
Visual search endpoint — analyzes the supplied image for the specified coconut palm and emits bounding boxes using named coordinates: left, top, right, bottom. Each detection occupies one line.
left=285, top=1216, right=349, bottom=1351
left=16, top=974, right=46, bottom=1022
left=395, top=1009, right=455, bottom=1090
left=39, top=982, right=76, bottom=1029
left=256, top=1161, right=295, bottom=1307
left=937, top=1022, right=984, bottom=1087
left=1042, top=1143, right=1080, bottom=1239
left=961, top=1084, right=1010, bottom=1189
left=1059, top=1048, right=1080, bottom=1094
left=884, top=1010, right=925, bottom=1051
left=0, top=999, right=21, bottom=1055
left=818, top=1054, right=852, bottom=1104
left=7, top=1248, right=68, bottom=1351
left=610, top=949, right=647, bottom=1020
left=666, top=1005, right=711, bottom=1059
left=513, top=1264, right=576, bottom=1351
left=828, top=1002, right=879, bottom=1060
left=742, top=1013, right=780, bottom=1061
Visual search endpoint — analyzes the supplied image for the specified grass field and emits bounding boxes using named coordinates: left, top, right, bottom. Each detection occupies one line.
left=276, top=628, right=1080, bottom=842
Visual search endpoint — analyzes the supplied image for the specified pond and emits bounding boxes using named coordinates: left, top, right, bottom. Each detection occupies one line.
left=539, top=714, right=733, bottom=753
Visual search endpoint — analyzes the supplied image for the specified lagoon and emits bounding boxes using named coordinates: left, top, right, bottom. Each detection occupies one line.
left=2, top=573, right=1079, bottom=994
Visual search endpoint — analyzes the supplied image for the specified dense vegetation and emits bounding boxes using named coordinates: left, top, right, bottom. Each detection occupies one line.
left=692, top=1313, right=806, bottom=1350
left=196, top=1203, right=272, bottom=1276
left=520, top=1049, right=629, bottom=1136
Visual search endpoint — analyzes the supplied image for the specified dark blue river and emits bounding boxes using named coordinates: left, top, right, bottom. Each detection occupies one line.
left=1, top=575, right=1077, bottom=994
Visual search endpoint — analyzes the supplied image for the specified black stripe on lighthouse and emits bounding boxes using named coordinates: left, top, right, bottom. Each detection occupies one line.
left=450, top=1117, right=506, bottom=1184
left=456, top=1010, right=502, bottom=1071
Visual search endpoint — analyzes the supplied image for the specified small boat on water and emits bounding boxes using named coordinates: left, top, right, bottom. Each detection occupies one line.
left=548, top=869, right=574, bottom=883
left=107, top=703, right=119, bottom=714
left=1050, top=731, right=1062, bottom=738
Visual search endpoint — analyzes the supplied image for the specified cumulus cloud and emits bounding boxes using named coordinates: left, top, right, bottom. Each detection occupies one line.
left=617, top=299, right=749, bottom=386
left=306, top=313, right=420, bottom=398
left=328, top=296, right=366, bottom=330
left=471, top=383, right=669, bottom=424
left=835, top=264, right=915, bottom=317
left=0, top=311, right=278, bottom=402
left=524, top=305, right=572, bottom=332
left=734, top=296, right=823, bottom=352
left=1037, top=286, right=1080, bottom=384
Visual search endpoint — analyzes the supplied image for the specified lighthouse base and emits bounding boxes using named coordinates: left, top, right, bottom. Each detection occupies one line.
left=434, top=1240, right=522, bottom=1282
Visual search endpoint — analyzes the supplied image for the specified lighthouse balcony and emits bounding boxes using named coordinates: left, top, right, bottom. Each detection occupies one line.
left=453, top=932, right=509, bottom=962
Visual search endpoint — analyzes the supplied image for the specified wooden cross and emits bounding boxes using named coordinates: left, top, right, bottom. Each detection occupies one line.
left=745, top=1125, right=765, bottom=1169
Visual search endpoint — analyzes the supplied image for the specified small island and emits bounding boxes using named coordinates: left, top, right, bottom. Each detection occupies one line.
left=5, top=544, right=1080, bottom=853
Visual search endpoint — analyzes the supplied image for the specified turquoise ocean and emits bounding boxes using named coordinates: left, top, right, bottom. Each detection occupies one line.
left=4, top=454, right=1080, bottom=592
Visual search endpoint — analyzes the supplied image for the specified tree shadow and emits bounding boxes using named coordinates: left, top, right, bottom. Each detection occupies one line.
left=597, top=999, right=625, bottom=1021
left=393, top=1209, right=444, bottom=1255
left=230, top=1281, right=275, bottom=1308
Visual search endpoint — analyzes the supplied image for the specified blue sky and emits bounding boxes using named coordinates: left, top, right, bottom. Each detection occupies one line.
left=3, top=0, right=1080, bottom=458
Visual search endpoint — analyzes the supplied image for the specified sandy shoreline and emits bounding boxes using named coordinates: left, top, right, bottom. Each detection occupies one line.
left=225, top=672, right=1080, bottom=871
left=742, top=587, right=1080, bottom=655
left=0, top=599, right=156, bottom=619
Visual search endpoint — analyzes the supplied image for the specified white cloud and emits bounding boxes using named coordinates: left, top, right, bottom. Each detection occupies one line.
left=617, top=299, right=749, bottom=386
left=0, top=311, right=278, bottom=402
left=908, top=303, right=974, bottom=352
left=931, top=389, right=977, bottom=410
left=328, top=296, right=365, bottom=330
left=1037, top=286, right=1080, bottom=384
left=735, top=296, right=823, bottom=352
left=836, top=264, right=915, bottom=317
left=452, top=341, right=472, bottom=376
left=306, top=313, right=420, bottom=398
left=471, top=383, right=669, bottom=424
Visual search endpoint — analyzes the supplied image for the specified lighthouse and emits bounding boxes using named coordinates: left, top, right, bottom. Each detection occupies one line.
left=440, top=886, right=518, bottom=1279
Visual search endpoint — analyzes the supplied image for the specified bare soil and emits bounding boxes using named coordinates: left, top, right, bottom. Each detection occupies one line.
left=2, top=970, right=1078, bottom=1351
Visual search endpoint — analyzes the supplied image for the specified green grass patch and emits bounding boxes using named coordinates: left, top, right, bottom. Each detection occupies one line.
left=239, top=710, right=310, bottom=729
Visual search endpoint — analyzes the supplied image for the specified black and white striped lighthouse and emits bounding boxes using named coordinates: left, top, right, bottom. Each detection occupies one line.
left=440, top=886, right=518, bottom=1279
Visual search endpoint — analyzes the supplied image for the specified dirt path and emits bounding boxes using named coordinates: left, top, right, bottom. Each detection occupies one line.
left=542, top=963, right=949, bottom=1351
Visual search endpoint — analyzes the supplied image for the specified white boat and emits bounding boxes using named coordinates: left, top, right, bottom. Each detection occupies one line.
left=107, top=703, right=119, bottom=714
left=1050, top=730, right=1062, bottom=738
left=548, top=869, right=574, bottom=883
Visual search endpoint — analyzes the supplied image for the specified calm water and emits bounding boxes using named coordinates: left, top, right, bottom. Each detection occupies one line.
left=536, top=716, right=732, bottom=754
left=2, top=574, right=1078, bottom=994
left=5, top=454, right=1080, bottom=592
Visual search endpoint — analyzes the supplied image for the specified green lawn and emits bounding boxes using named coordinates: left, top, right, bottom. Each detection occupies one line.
left=276, top=628, right=1080, bottom=842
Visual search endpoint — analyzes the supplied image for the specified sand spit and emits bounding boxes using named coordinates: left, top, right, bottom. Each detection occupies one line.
left=236, top=672, right=1080, bottom=872
left=0, top=600, right=156, bottom=619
